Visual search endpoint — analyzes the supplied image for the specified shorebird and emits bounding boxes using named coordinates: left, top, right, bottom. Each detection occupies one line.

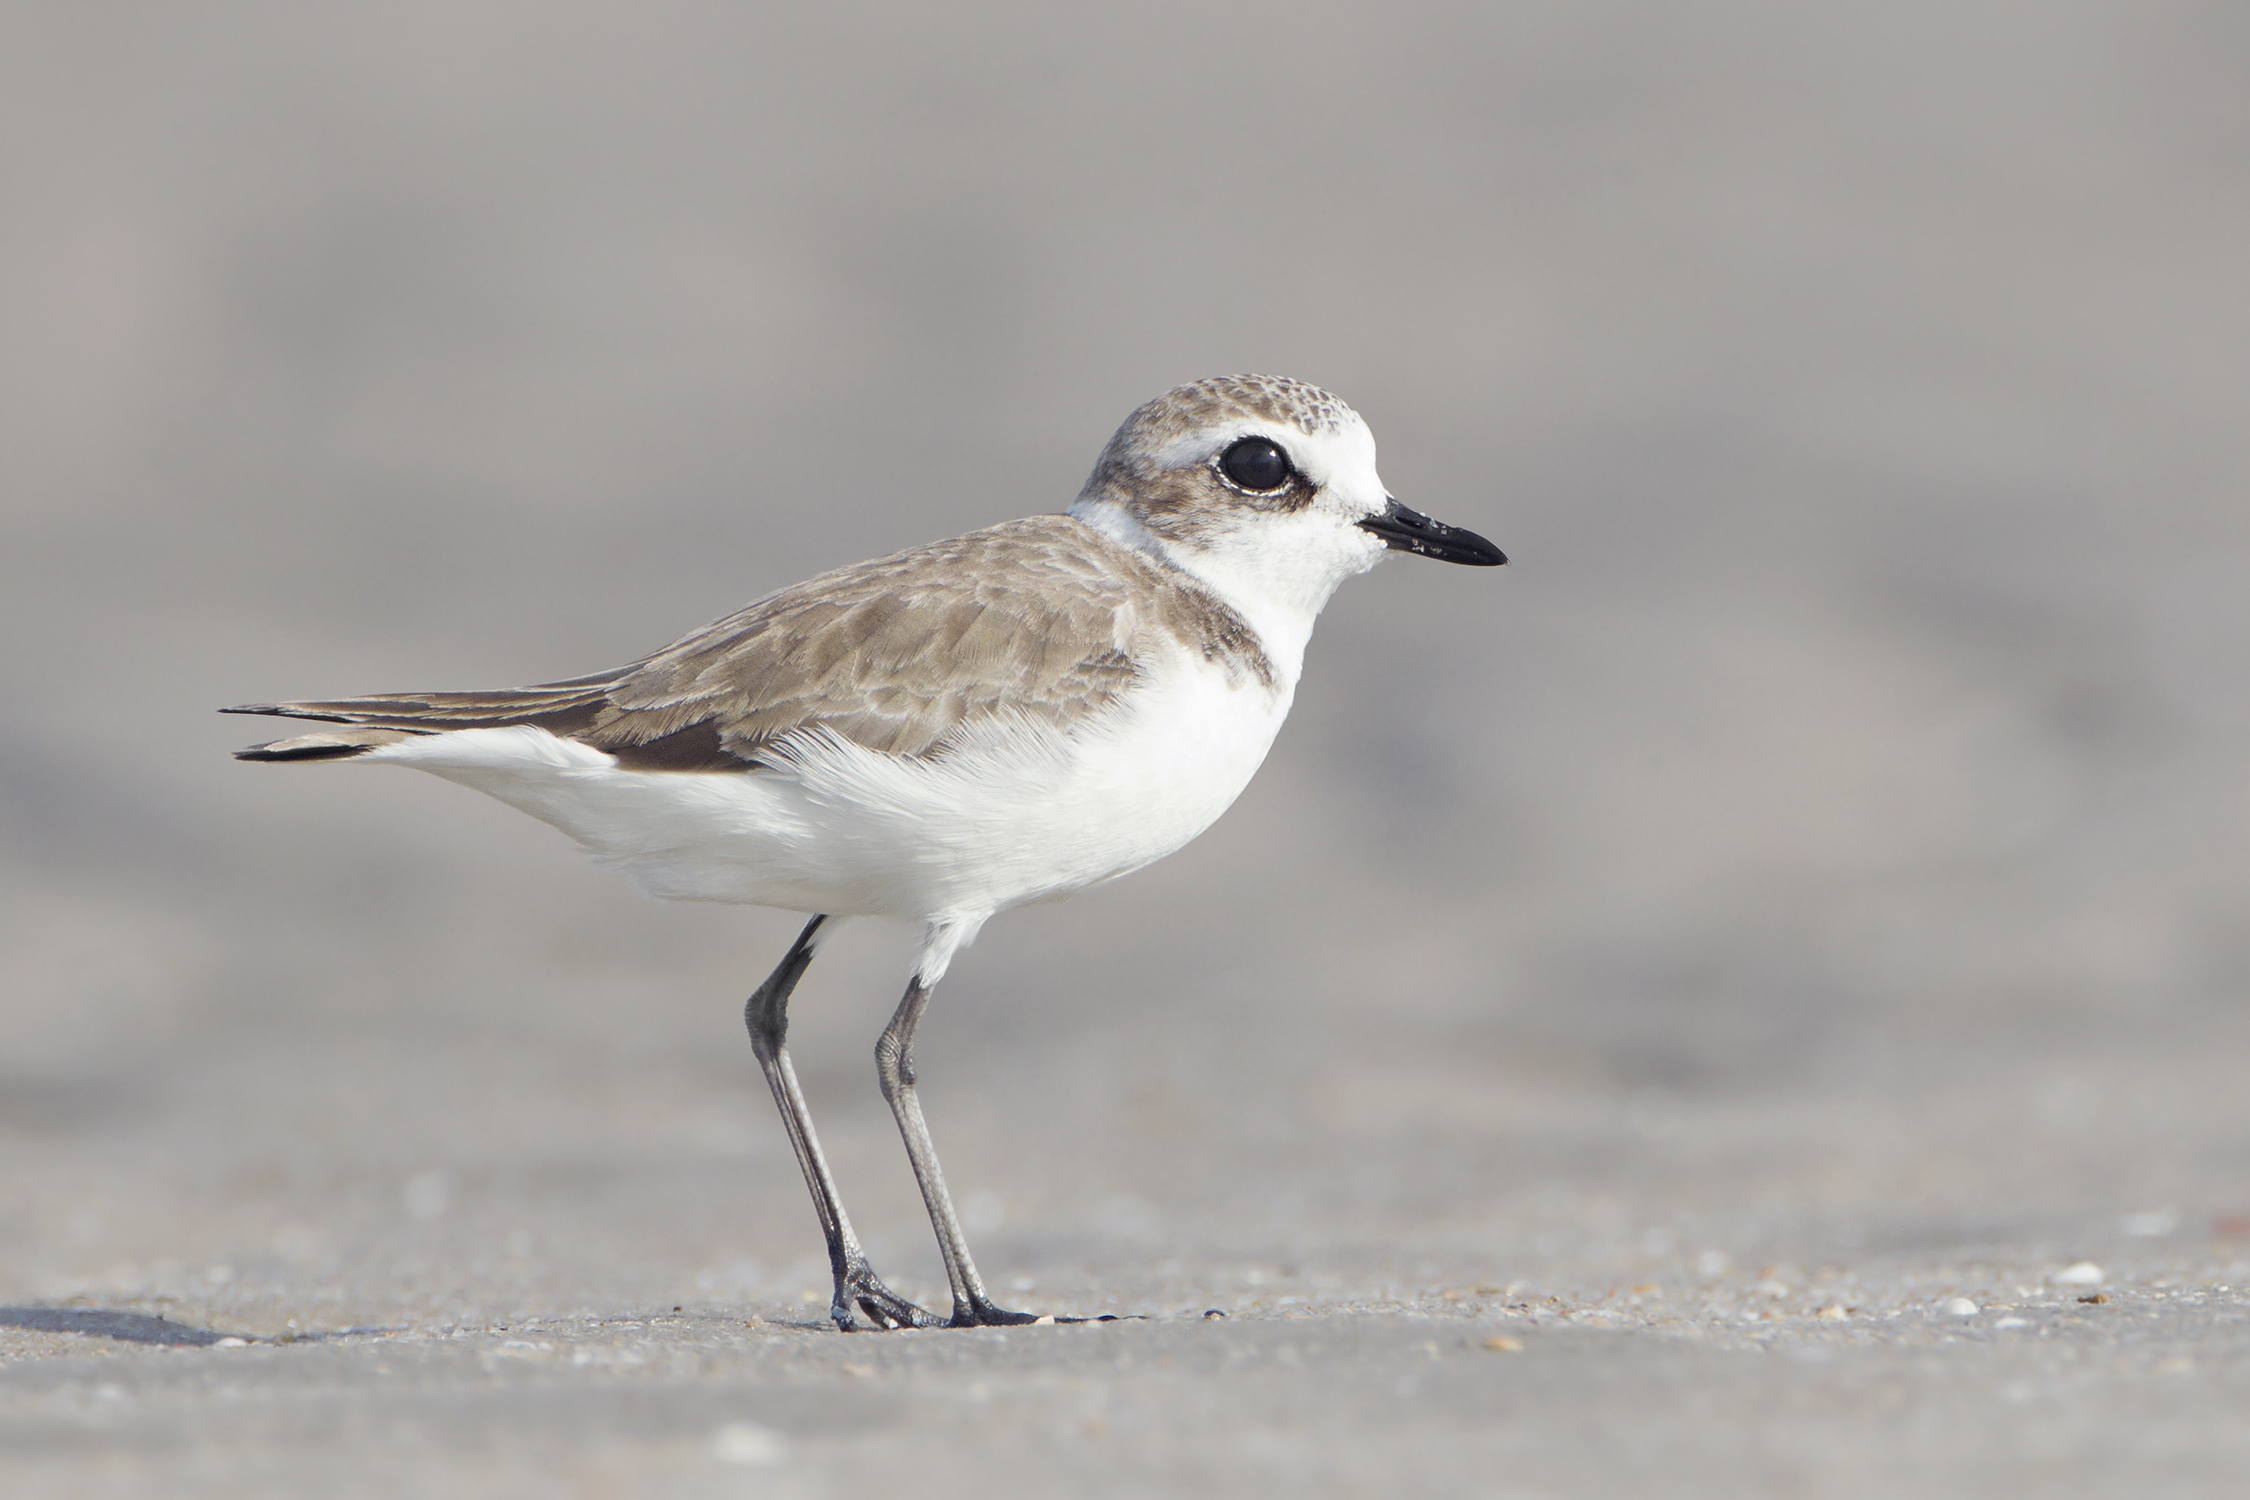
left=227, top=375, right=1504, bottom=1330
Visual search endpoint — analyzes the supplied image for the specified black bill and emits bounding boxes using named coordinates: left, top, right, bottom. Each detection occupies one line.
left=1356, top=498, right=1506, bottom=566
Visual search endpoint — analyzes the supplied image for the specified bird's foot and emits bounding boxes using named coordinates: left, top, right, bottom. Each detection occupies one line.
left=948, top=1294, right=1050, bottom=1328
left=832, top=1263, right=946, bottom=1331
left=832, top=1271, right=1130, bottom=1330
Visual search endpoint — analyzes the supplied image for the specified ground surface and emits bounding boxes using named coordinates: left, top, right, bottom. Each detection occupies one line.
left=5, top=983, right=2247, bottom=1498
left=6, top=3, right=2250, bottom=1496
left=3, top=1279, right=2248, bottom=1500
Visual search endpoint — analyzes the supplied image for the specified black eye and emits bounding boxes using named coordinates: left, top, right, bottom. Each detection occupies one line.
left=1219, top=436, right=1292, bottom=492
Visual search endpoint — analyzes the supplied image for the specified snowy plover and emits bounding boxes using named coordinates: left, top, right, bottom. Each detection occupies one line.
left=228, top=375, right=1504, bottom=1330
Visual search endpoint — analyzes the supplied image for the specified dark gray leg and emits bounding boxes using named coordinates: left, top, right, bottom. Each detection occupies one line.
left=875, top=977, right=1041, bottom=1327
left=745, top=916, right=942, bottom=1331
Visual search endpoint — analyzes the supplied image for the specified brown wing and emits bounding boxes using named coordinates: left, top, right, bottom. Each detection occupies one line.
left=227, top=516, right=1148, bottom=769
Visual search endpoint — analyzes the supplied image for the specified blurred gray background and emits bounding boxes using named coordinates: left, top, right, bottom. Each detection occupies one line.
left=3, top=3, right=2248, bottom=1496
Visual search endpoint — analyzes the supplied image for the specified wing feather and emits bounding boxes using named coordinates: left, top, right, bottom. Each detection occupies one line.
left=227, top=516, right=1164, bottom=769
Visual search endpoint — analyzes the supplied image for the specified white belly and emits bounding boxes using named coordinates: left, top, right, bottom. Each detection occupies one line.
left=361, top=657, right=1293, bottom=921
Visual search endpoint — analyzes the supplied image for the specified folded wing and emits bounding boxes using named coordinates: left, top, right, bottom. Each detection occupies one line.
left=229, top=517, right=1147, bottom=768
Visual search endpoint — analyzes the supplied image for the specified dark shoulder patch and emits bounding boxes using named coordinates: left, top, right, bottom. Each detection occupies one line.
left=1095, top=541, right=1276, bottom=692
left=1163, top=585, right=1277, bottom=691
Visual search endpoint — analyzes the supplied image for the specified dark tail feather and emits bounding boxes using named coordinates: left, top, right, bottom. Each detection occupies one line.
left=231, top=726, right=419, bottom=761
left=237, top=742, right=377, bottom=762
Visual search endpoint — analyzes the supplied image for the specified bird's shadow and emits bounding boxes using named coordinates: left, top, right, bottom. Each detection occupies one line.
left=1, top=1304, right=1145, bottom=1346
left=0, top=1306, right=244, bottom=1347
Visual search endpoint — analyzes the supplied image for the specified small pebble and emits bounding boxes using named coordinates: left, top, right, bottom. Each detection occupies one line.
left=2051, top=1262, right=2104, bottom=1287
left=213, top=1337, right=250, bottom=1349
left=1814, top=1305, right=1848, bottom=1321
left=711, top=1422, right=788, bottom=1468
left=1993, top=1317, right=2029, bottom=1330
left=1941, top=1297, right=1979, bottom=1317
left=1483, top=1335, right=1524, bottom=1352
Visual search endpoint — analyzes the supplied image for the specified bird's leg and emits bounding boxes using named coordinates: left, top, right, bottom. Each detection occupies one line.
left=745, top=915, right=942, bottom=1332
left=875, top=975, right=1041, bottom=1327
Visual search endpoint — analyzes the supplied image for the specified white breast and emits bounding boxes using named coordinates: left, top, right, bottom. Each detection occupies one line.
left=361, top=649, right=1293, bottom=921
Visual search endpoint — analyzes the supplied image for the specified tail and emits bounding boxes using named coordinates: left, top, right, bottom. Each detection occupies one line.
left=224, top=677, right=621, bottom=762
left=230, top=725, right=422, bottom=761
